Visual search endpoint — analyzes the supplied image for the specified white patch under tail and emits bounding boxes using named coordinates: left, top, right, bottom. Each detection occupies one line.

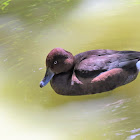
left=136, top=60, right=140, bottom=71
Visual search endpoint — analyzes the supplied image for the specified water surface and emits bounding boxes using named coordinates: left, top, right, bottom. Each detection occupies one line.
left=0, top=0, right=140, bottom=140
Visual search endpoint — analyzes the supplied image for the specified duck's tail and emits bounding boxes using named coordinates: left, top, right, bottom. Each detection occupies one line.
left=136, top=60, right=140, bottom=71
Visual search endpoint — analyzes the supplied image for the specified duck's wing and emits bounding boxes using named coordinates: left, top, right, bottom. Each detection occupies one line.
left=74, top=50, right=117, bottom=78
left=74, top=51, right=140, bottom=79
left=90, top=67, right=138, bottom=93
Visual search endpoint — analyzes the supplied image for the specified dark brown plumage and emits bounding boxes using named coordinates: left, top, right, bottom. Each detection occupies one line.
left=40, top=48, right=140, bottom=95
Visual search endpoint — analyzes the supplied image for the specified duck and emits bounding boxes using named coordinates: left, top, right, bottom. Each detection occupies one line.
left=40, top=48, right=140, bottom=95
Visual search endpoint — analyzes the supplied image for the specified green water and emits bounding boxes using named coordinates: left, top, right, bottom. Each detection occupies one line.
left=0, top=0, right=140, bottom=139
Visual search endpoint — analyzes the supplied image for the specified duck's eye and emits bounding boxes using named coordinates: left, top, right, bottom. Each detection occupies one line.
left=54, top=61, right=58, bottom=65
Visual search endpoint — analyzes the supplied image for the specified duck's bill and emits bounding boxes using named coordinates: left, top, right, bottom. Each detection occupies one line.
left=40, top=68, right=54, bottom=88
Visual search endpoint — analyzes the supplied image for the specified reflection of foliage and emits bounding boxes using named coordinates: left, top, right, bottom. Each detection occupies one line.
left=0, top=0, right=80, bottom=27
left=0, top=0, right=12, bottom=11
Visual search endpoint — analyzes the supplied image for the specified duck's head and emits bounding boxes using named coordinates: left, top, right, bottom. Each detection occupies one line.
left=40, top=48, right=74, bottom=88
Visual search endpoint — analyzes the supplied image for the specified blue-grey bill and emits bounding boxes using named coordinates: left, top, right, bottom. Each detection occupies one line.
left=40, top=68, right=54, bottom=88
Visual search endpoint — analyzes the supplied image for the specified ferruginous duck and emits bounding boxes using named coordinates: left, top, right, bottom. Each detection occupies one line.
left=40, top=48, right=140, bottom=95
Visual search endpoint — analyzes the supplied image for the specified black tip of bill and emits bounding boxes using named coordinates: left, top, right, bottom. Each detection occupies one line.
left=40, top=82, right=43, bottom=88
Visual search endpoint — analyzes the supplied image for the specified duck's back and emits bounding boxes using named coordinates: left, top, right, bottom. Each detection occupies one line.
left=74, top=50, right=140, bottom=75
